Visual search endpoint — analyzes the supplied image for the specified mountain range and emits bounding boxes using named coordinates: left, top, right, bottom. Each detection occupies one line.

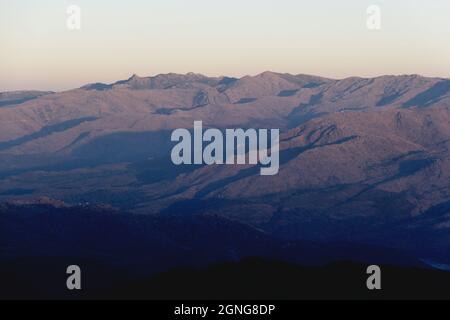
left=1, top=71, right=450, bottom=267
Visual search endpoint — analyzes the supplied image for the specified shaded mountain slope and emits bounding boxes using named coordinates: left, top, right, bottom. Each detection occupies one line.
left=0, top=72, right=450, bottom=266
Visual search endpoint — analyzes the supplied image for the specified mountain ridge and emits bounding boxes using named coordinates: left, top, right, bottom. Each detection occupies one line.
left=0, top=72, right=449, bottom=265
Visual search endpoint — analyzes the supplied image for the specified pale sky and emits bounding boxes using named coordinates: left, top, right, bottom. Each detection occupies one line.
left=1, top=0, right=449, bottom=91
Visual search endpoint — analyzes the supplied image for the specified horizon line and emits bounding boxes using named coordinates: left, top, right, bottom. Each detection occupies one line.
left=2, top=71, right=449, bottom=94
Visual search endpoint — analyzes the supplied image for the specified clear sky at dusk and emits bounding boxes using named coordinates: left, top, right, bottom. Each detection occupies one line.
left=1, top=0, right=449, bottom=91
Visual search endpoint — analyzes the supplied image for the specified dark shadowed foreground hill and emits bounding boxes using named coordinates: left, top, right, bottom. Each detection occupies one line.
left=2, top=202, right=446, bottom=299
left=101, top=258, right=450, bottom=300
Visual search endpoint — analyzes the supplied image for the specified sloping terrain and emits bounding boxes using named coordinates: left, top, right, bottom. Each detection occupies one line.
left=1, top=203, right=437, bottom=299
left=0, top=72, right=449, bottom=264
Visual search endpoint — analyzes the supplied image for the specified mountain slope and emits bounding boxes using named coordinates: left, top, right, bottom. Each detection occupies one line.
left=0, top=72, right=449, bottom=265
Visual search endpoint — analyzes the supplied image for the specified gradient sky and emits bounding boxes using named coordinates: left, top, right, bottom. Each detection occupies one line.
left=1, top=0, right=450, bottom=91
